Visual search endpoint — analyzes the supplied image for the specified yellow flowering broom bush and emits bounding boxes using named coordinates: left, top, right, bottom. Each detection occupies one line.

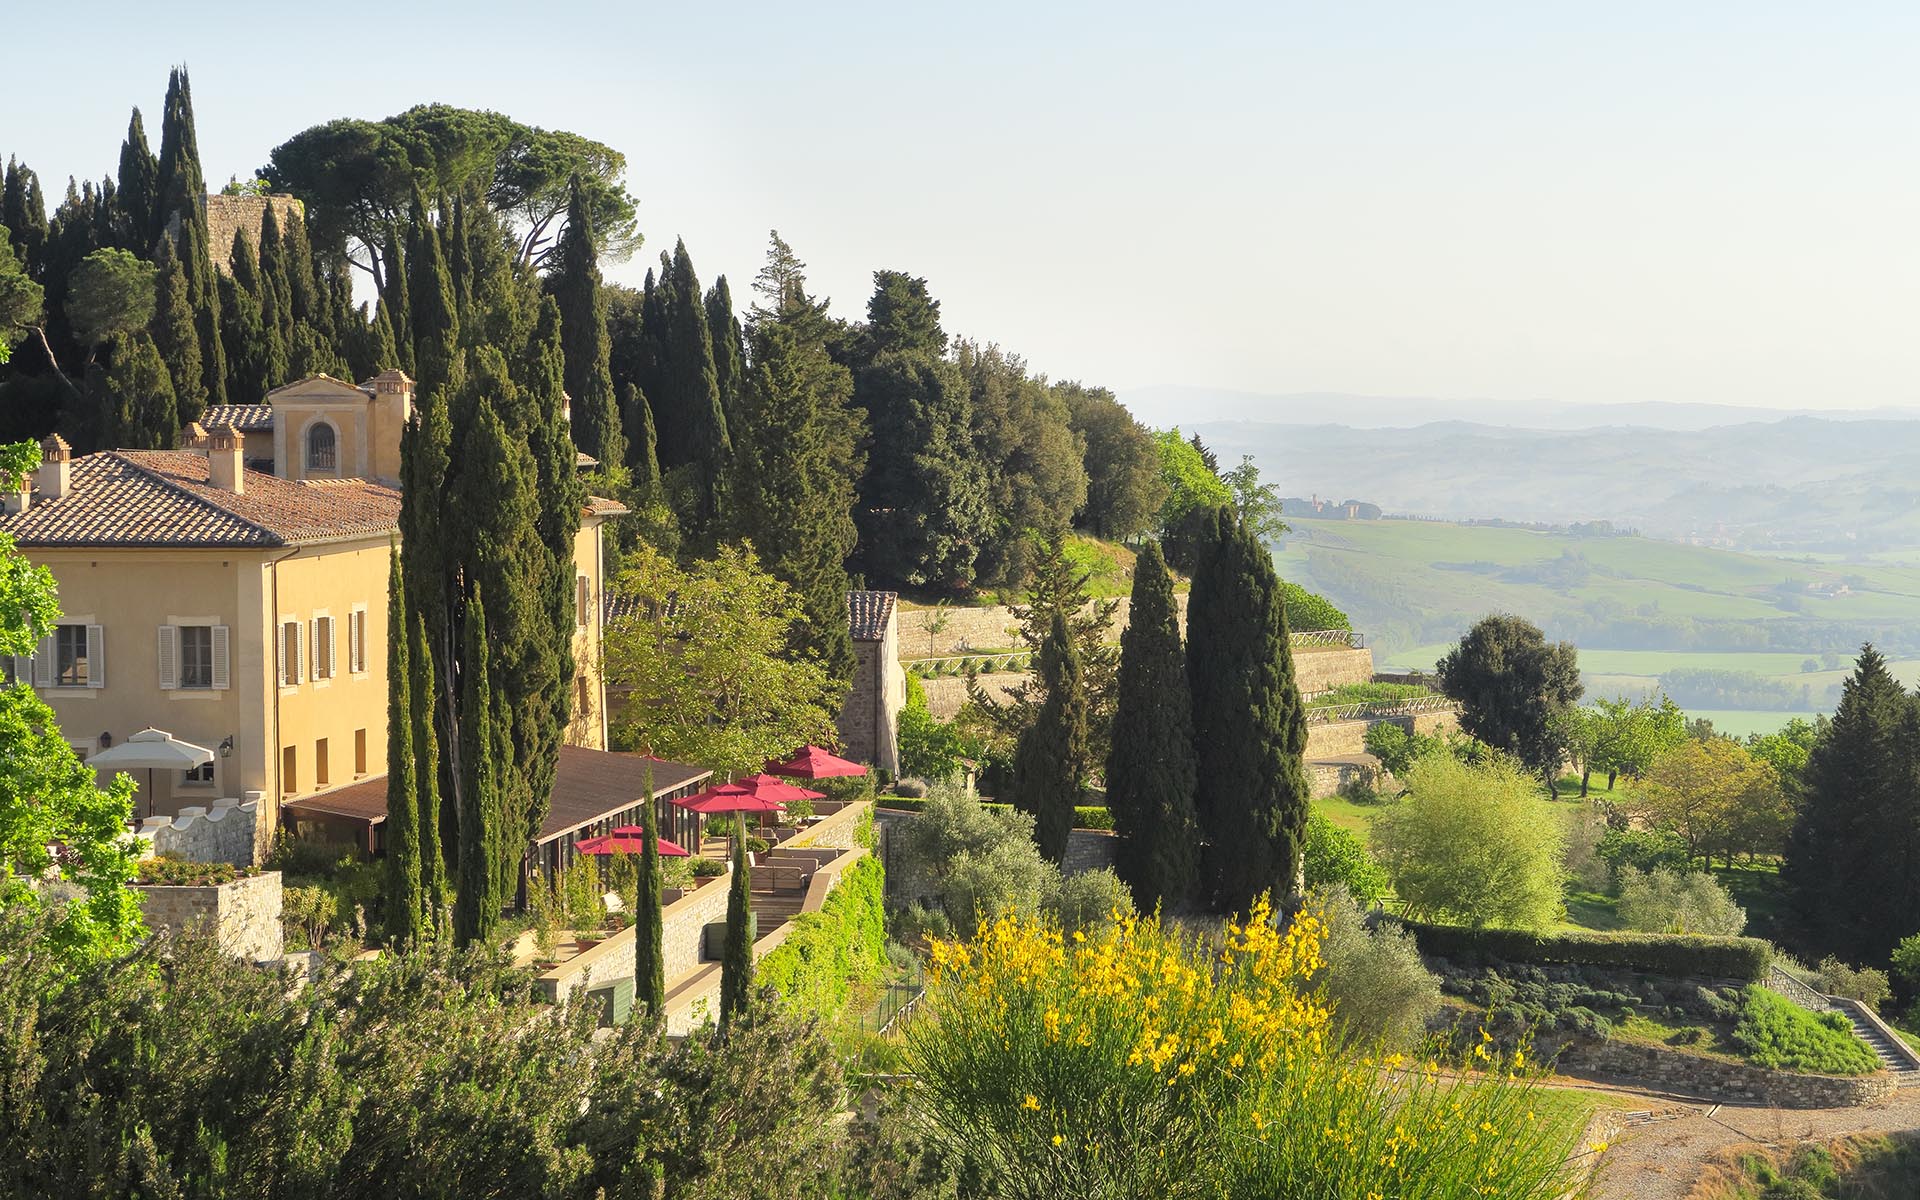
left=903, top=900, right=1591, bottom=1199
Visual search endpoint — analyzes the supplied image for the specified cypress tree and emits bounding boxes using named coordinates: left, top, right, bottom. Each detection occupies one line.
left=549, top=179, right=625, bottom=469
left=620, top=381, right=660, bottom=493
left=156, top=67, right=226, bottom=407
left=115, top=109, right=159, bottom=250
left=382, top=224, right=415, bottom=376
left=652, top=240, right=731, bottom=537
left=2, top=158, right=50, bottom=274
left=364, top=298, right=399, bottom=375
left=454, top=584, right=501, bottom=947
left=1187, top=506, right=1311, bottom=913
left=258, top=203, right=295, bottom=352
left=719, top=833, right=755, bottom=1030
left=384, top=545, right=425, bottom=943
left=221, top=230, right=281, bottom=402
left=446, top=197, right=472, bottom=328
left=636, top=769, right=666, bottom=1020
left=97, top=332, right=176, bottom=450
left=150, top=234, right=206, bottom=425
left=1786, top=646, right=1917, bottom=964
left=706, top=275, right=746, bottom=431
left=406, top=192, right=458, bottom=396
left=1107, top=541, right=1200, bottom=911
left=1012, top=611, right=1089, bottom=864
left=731, top=318, right=862, bottom=686
left=281, top=204, right=326, bottom=342
left=411, top=606, right=446, bottom=928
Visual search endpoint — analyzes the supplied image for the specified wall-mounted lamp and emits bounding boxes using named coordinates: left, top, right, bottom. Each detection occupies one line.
left=98, top=730, right=113, bottom=749
left=218, top=735, right=235, bottom=758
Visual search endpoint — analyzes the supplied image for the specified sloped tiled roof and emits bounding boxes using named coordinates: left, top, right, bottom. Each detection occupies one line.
left=584, top=495, right=630, bottom=519
left=1, top=451, right=401, bottom=548
left=848, top=590, right=897, bottom=641
left=198, top=404, right=275, bottom=433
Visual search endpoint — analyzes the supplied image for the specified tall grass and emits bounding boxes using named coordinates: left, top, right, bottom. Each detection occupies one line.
left=902, top=901, right=1594, bottom=1199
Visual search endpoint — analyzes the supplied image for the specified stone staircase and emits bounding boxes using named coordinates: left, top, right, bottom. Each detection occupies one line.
left=1838, top=1001, right=1920, bottom=1084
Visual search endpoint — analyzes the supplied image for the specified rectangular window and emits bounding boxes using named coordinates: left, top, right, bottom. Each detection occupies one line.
left=312, top=616, right=335, bottom=681
left=282, top=746, right=297, bottom=794
left=349, top=608, right=368, bottom=673
left=180, top=625, right=213, bottom=689
left=315, top=738, right=330, bottom=787
left=577, top=576, right=592, bottom=627
left=182, top=762, right=214, bottom=787
left=354, top=728, right=368, bottom=776
left=55, top=624, right=88, bottom=687
left=280, top=622, right=302, bottom=687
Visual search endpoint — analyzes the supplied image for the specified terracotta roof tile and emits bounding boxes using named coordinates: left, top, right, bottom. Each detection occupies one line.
left=0, top=451, right=400, bottom=548
left=848, top=590, right=897, bottom=641
left=198, top=404, right=275, bottom=433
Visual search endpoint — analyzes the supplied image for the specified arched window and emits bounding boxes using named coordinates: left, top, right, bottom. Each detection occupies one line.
left=306, top=422, right=337, bottom=472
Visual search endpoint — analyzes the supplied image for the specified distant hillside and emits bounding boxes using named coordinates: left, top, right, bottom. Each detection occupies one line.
left=1270, top=516, right=1920, bottom=665
left=1202, top=417, right=1920, bottom=554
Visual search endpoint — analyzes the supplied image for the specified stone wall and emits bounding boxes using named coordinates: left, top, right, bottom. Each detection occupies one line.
left=897, top=594, right=1198, bottom=660
left=1555, top=1037, right=1897, bottom=1108
left=1306, top=709, right=1459, bottom=760
left=135, top=870, right=284, bottom=962
left=920, top=672, right=1021, bottom=721
left=539, top=870, right=733, bottom=1006
left=785, top=798, right=870, bottom=850
left=1063, top=829, right=1118, bottom=877
left=132, top=794, right=268, bottom=866
left=1294, top=647, right=1376, bottom=693
left=199, top=194, right=307, bottom=278
left=840, top=624, right=905, bottom=774
left=1309, top=758, right=1377, bottom=799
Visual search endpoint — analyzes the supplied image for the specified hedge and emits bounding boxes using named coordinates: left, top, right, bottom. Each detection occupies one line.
left=757, top=855, right=887, bottom=1019
left=877, top=797, right=1114, bottom=830
left=1399, top=921, right=1772, bottom=982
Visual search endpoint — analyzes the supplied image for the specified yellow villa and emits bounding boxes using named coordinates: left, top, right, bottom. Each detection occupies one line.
left=0, top=370, right=625, bottom=843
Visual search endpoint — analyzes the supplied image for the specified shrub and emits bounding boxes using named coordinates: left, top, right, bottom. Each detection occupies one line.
left=1301, top=813, right=1389, bottom=904
left=1892, top=934, right=1920, bottom=996
left=1616, top=867, right=1747, bottom=937
left=1596, top=827, right=1693, bottom=880
left=895, top=785, right=1059, bottom=930
left=1280, top=580, right=1350, bottom=631
left=659, top=856, right=696, bottom=891
left=283, top=885, right=337, bottom=952
left=1309, top=884, right=1442, bottom=1049
left=1372, top=755, right=1565, bottom=928
left=1072, top=805, right=1114, bottom=831
left=903, top=900, right=1587, bottom=1199
left=899, top=672, right=973, bottom=781
left=135, top=857, right=252, bottom=887
left=265, top=835, right=362, bottom=878
left=690, top=857, right=727, bottom=878
left=758, top=856, right=887, bottom=1018
left=1047, top=867, right=1134, bottom=936
left=892, top=778, right=929, bottom=799
left=1731, top=986, right=1880, bottom=1076
left=1401, top=921, right=1773, bottom=981
left=1815, top=958, right=1892, bottom=1011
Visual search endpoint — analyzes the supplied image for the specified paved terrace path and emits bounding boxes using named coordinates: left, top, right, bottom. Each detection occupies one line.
left=1583, top=1080, right=1920, bottom=1200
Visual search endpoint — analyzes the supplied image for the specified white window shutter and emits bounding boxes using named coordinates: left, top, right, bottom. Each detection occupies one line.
left=277, top=624, right=287, bottom=686
left=33, top=637, right=52, bottom=688
left=85, top=625, right=104, bottom=688
left=348, top=612, right=361, bottom=674
left=327, top=618, right=337, bottom=679
left=212, top=626, right=230, bottom=691
left=157, top=625, right=178, bottom=690
left=297, top=622, right=306, bottom=684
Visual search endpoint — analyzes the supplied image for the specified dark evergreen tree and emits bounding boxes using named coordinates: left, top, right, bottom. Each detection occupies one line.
left=406, top=191, right=458, bottom=396
left=1435, top=614, right=1583, bottom=780
left=549, top=179, right=624, bottom=469
left=732, top=310, right=863, bottom=687
left=1187, top=507, right=1311, bottom=913
left=385, top=545, right=425, bottom=943
left=155, top=67, right=226, bottom=406
left=2, top=159, right=50, bottom=276
left=149, top=235, right=205, bottom=425
left=115, top=109, right=160, bottom=250
left=220, top=230, right=280, bottom=402
left=382, top=224, right=416, bottom=376
left=446, top=197, right=473, bottom=326
left=747, top=230, right=831, bottom=343
left=636, top=770, right=666, bottom=1020
left=849, top=272, right=991, bottom=590
left=361, top=298, right=399, bottom=376
left=1107, top=541, right=1200, bottom=910
left=1189, top=432, right=1219, bottom=476
left=707, top=275, right=746, bottom=430
left=1012, top=611, right=1089, bottom=864
left=957, top=340, right=1088, bottom=587
left=1785, top=646, right=1917, bottom=964
left=649, top=240, right=731, bottom=538
left=620, top=381, right=660, bottom=493
left=454, top=584, right=501, bottom=948
left=258, top=202, right=295, bottom=352
left=281, top=203, right=327, bottom=342
left=719, top=834, right=755, bottom=1031
left=95, top=332, right=176, bottom=450
left=410, top=605, right=446, bottom=925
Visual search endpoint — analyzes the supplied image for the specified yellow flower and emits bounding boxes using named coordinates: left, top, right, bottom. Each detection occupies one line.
left=1589, top=1141, right=1609, bottom=1154
left=1023, top=1094, right=1040, bottom=1111
left=1052, top=1134, right=1065, bottom=1147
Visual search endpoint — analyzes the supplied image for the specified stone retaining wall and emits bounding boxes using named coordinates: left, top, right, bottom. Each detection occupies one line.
left=132, top=794, right=269, bottom=866
left=1306, top=709, right=1458, bottom=760
left=898, top=595, right=1193, bottom=660
left=539, top=871, right=733, bottom=1006
left=1555, top=1037, right=1897, bottom=1108
left=135, top=870, right=284, bottom=962
left=1063, top=829, right=1118, bottom=877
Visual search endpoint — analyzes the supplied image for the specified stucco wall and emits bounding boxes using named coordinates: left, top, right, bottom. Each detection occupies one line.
left=135, top=869, right=284, bottom=962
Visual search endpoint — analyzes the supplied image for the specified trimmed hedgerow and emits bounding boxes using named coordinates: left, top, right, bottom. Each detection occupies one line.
left=1400, top=921, right=1771, bottom=982
left=1073, top=806, right=1114, bottom=831
left=1731, top=986, right=1880, bottom=1076
left=757, top=855, right=887, bottom=1019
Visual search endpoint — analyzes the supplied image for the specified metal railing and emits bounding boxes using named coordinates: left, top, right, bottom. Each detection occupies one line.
left=857, top=960, right=927, bottom=1035
left=1306, top=696, right=1461, bottom=726
left=906, top=651, right=1034, bottom=678
left=1291, top=628, right=1366, bottom=649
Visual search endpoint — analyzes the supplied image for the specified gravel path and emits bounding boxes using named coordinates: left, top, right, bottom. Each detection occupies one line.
left=1586, top=1084, right=1920, bottom=1200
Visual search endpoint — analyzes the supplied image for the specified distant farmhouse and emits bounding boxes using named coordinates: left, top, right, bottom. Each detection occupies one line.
left=1282, top=495, right=1382, bottom=520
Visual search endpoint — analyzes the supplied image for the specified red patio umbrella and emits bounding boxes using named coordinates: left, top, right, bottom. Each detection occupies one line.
left=765, top=744, right=867, bottom=779
left=575, top=828, right=689, bottom=857
left=736, top=773, right=827, bottom=804
left=674, top=784, right=787, bottom=858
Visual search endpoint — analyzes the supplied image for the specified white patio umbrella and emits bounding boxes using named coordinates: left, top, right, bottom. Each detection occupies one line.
left=87, top=728, right=215, bottom=819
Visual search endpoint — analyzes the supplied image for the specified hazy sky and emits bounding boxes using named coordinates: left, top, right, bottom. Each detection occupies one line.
left=12, top=2, right=1919, bottom=423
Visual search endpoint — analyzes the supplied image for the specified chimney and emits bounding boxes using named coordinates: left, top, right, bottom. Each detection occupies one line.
left=37, top=434, right=70, bottom=501
left=176, top=421, right=209, bottom=450
left=2, top=468, right=26, bottom=515
left=368, top=368, right=415, bottom=484
left=560, top=390, right=573, bottom=424
left=207, top=424, right=243, bottom=494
